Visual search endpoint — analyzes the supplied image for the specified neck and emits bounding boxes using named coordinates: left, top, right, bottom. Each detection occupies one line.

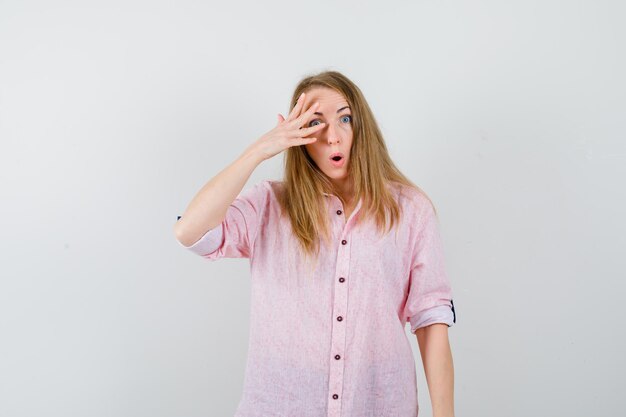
left=331, top=176, right=355, bottom=205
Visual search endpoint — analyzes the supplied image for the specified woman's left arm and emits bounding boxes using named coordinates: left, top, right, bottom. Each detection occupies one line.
left=415, top=323, right=455, bottom=417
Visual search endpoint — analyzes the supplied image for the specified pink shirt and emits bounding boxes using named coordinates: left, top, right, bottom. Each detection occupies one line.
left=176, top=179, right=456, bottom=417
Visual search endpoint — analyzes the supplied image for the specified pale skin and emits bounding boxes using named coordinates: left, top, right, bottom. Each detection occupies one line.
left=416, top=323, right=455, bottom=417
left=280, top=87, right=357, bottom=214
left=175, top=91, right=326, bottom=246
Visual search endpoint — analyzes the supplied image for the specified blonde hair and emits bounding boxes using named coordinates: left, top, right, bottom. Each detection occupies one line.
left=276, top=70, right=435, bottom=265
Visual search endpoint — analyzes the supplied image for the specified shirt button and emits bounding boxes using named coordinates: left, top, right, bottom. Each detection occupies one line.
left=335, top=354, right=341, bottom=360
left=339, top=277, right=345, bottom=283
left=337, top=316, right=343, bottom=321
left=341, top=239, right=347, bottom=245
left=332, top=394, right=339, bottom=400
left=336, top=209, right=342, bottom=215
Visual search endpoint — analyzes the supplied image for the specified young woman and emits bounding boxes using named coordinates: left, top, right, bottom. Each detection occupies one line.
left=174, top=70, right=457, bottom=417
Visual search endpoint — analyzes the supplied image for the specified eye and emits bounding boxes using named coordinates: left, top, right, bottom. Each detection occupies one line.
left=308, top=119, right=322, bottom=127
left=341, top=115, right=352, bottom=123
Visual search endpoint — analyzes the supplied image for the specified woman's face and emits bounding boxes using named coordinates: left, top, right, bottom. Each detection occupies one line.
left=299, top=87, right=353, bottom=182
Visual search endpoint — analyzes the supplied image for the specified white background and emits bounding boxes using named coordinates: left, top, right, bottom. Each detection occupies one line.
left=1, top=1, right=624, bottom=416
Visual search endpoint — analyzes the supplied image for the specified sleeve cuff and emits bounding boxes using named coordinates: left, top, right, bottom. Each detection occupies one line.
left=176, top=224, right=224, bottom=256
left=409, top=304, right=455, bottom=333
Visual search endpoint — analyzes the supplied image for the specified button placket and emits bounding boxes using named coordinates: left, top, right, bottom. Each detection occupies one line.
left=325, top=195, right=362, bottom=417
left=327, top=212, right=352, bottom=417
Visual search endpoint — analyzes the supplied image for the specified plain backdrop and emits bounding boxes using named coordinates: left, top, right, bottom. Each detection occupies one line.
left=1, top=1, right=625, bottom=416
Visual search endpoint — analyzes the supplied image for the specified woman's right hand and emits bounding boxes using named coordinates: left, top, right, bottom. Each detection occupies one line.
left=249, top=93, right=326, bottom=162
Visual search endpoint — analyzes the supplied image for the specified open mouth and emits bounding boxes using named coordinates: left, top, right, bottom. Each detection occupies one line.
left=329, top=152, right=344, bottom=161
left=329, top=152, right=345, bottom=167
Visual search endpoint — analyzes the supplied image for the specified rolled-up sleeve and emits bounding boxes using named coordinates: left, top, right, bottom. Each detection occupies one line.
left=176, top=180, right=268, bottom=260
left=176, top=223, right=224, bottom=257
left=403, top=201, right=456, bottom=333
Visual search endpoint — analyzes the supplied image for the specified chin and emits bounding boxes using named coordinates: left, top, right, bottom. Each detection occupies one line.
left=315, top=158, right=349, bottom=179
left=324, top=169, right=349, bottom=180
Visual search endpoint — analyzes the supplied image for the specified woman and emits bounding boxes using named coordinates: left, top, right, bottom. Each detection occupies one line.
left=174, top=70, right=457, bottom=417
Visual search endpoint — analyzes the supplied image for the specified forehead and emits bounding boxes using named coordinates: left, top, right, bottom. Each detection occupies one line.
left=302, top=87, right=348, bottom=108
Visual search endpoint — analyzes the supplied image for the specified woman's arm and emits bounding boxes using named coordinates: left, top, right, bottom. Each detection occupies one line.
left=415, top=323, right=455, bottom=417
left=174, top=96, right=324, bottom=248
left=174, top=148, right=264, bottom=247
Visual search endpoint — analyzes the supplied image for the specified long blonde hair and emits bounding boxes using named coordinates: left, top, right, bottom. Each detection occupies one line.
left=276, top=70, right=435, bottom=264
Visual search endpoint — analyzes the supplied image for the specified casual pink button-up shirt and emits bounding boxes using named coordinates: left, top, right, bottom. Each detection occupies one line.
left=176, top=179, right=456, bottom=417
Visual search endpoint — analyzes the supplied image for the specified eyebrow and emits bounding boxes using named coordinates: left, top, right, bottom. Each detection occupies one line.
left=313, top=106, right=350, bottom=116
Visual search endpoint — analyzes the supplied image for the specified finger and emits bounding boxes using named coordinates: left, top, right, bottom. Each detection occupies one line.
left=291, top=92, right=306, bottom=120
left=286, top=92, right=306, bottom=122
left=291, top=101, right=320, bottom=127
left=277, top=113, right=285, bottom=125
left=289, top=137, right=317, bottom=147
left=301, top=137, right=318, bottom=144
left=291, top=121, right=326, bottom=137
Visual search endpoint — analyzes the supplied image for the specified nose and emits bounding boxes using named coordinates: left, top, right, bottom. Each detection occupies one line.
left=324, top=123, right=340, bottom=145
